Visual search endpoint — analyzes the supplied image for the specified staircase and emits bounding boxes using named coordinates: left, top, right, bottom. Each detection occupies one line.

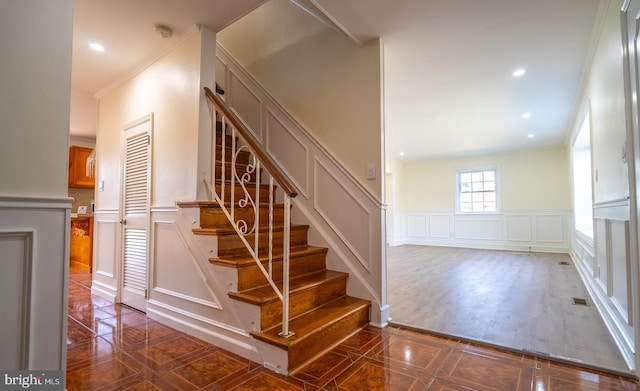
left=178, top=88, right=371, bottom=374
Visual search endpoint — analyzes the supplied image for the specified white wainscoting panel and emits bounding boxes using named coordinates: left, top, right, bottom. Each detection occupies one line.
left=265, top=108, right=309, bottom=197
left=0, top=231, right=32, bottom=369
left=594, top=218, right=608, bottom=289
left=429, top=215, right=451, bottom=239
left=609, top=220, right=630, bottom=320
left=572, top=199, right=634, bottom=369
left=536, top=215, right=564, bottom=243
left=455, top=219, right=502, bottom=241
left=0, top=196, right=70, bottom=371
left=92, top=210, right=120, bottom=301
left=229, top=70, right=262, bottom=142
left=152, top=220, right=221, bottom=310
left=506, top=215, right=532, bottom=242
left=395, top=210, right=571, bottom=252
left=314, top=159, right=372, bottom=271
left=407, top=215, right=427, bottom=238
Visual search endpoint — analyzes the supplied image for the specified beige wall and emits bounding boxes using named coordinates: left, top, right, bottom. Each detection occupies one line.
left=97, top=31, right=209, bottom=209
left=0, top=0, right=73, bottom=197
left=394, top=147, right=571, bottom=212
left=570, top=0, right=626, bottom=203
left=218, top=0, right=383, bottom=197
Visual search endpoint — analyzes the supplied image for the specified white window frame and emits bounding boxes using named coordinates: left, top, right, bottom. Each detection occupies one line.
left=456, top=166, right=500, bottom=214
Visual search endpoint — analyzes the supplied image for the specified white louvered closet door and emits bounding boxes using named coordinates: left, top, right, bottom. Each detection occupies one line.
left=120, top=114, right=152, bottom=312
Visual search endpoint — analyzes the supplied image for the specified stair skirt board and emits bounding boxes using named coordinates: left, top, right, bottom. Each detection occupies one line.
left=145, top=299, right=264, bottom=364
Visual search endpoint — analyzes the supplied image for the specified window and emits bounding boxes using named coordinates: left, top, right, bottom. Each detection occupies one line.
left=457, top=168, right=498, bottom=213
left=572, top=113, right=593, bottom=238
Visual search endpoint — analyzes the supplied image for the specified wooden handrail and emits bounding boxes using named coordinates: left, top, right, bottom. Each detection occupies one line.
left=204, top=86, right=298, bottom=198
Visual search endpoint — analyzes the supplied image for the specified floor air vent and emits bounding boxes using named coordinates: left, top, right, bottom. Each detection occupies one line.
left=559, top=261, right=570, bottom=265
left=573, top=297, right=588, bottom=306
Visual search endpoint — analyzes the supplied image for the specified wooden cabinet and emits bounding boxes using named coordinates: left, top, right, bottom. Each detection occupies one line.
left=70, top=216, right=93, bottom=269
left=69, top=146, right=95, bottom=188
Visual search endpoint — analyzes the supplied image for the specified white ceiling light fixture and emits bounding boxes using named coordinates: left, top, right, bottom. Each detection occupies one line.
left=154, top=24, right=173, bottom=38
left=522, top=112, right=531, bottom=119
left=89, top=42, right=105, bottom=52
left=512, top=69, right=526, bottom=77
left=528, top=133, right=535, bottom=138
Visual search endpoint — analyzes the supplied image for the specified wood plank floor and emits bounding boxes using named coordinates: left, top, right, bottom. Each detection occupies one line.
left=387, top=245, right=631, bottom=373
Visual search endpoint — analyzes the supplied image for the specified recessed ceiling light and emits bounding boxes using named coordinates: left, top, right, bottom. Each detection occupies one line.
left=522, top=112, right=531, bottom=119
left=399, top=152, right=405, bottom=156
left=528, top=133, right=535, bottom=138
left=513, top=69, right=526, bottom=77
left=89, top=43, right=105, bottom=52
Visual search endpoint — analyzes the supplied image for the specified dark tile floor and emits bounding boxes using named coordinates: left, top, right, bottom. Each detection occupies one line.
left=67, top=263, right=640, bottom=390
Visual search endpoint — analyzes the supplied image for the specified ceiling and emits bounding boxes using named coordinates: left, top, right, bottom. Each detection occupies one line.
left=71, top=0, right=604, bottom=160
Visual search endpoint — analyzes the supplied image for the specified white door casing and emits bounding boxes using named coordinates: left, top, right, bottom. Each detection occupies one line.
left=120, top=114, right=153, bottom=312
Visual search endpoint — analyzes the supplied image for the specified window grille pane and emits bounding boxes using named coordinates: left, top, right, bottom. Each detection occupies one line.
left=458, top=168, right=498, bottom=213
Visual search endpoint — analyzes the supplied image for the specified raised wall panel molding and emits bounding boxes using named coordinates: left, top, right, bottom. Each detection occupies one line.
left=506, top=215, right=532, bottom=242
left=455, top=220, right=502, bottom=241
left=94, top=218, right=118, bottom=279
left=535, top=215, right=564, bottom=243
left=0, top=196, right=70, bottom=371
left=395, top=210, right=571, bottom=252
left=406, top=215, right=427, bottom=238
left=0, top=231, right=33, bottom=369
left=313, top=158, right=372, bottom=272
left=429, top=215, right=451, bottom=239
left=265, top=107, right=310, bottom=198
left=152, top=219, right=222, bottom=309
left=229, top=70, right=263, bottom=142
left=153, top=287, right=221, bottom=310
left=608, top=219, right=631, bottom=322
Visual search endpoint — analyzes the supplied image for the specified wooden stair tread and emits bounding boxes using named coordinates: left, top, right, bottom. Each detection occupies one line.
left=179, top=201, right=285, bottom=212
left=192, top=223, right=308, bottom=236
left=251, top=296, right=370, bottom=348
left=211, top=245, right=327, bottom=267
left=229, top=270, right=347, bottom=304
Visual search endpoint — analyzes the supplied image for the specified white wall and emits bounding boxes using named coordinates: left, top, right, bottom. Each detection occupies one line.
left=217, top=0, right=383, bottom=197
left=0, top=0, right=73, bottom=375
left=70, top=89, right=99, bottom=139
left=568, top=0, right=634, bottom=367
left=96, top=31, right=206, bottom=210
left=215, top=44, right=389, bottom=326
left=389, top=147, right=572, bottom=251
left=0, top=1, right=72, bottom=197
